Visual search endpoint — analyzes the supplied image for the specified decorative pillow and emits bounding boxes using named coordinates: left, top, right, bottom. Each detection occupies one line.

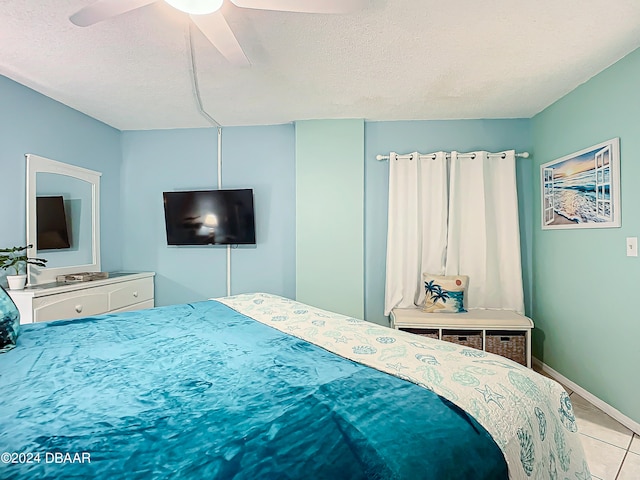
left=422, top=273, right=468, bottom=314
left=0, top=285, right=20, bottom=353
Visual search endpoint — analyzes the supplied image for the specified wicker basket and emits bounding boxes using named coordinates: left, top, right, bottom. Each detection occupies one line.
left=485, top=331, right=526, bottom=366
left=442, top=330, right=483, bottom=350
left=400, top=327, right=439, bottom=340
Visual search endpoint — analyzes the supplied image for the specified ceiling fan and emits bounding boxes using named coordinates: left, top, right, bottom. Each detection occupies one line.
left=69, top=0, right=368, bottom=67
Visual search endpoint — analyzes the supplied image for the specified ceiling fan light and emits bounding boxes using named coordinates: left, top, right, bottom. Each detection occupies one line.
left=165, top=0, right=224, bottom=15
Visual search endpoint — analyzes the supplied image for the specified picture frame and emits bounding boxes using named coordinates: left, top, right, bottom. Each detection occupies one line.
left=541, top=138, right=621, bottom=230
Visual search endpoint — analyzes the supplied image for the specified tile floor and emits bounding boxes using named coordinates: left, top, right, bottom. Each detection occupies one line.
left=534, top=367, right=639, bottom=479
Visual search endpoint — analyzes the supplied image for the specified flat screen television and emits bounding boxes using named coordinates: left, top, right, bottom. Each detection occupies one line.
left=36, top=196, right=71, bottom=250
left=163, top=189, right=256, bottom=246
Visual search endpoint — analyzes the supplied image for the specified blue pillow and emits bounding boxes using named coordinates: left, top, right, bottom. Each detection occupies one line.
left=0, top=285, right=20, bottom=353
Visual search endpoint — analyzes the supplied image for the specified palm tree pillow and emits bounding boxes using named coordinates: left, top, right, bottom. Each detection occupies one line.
left=0, top=285, right=20, bottom=353
left=422, top=273, right=468, bottom=314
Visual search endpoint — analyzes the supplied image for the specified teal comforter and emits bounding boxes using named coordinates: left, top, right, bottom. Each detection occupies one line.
left=0, top=301, right=506, bottom=479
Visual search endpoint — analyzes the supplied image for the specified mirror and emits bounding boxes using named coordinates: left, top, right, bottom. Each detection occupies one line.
left=36, top=172, right=93, bottom=267
left=26, top=154, right=101, bottom=285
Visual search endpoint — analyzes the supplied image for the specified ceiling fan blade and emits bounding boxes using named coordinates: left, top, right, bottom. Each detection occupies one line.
left=229, top=0, right=367, bottom=14
left=190, top=11, right=250, bottom=67
left=70, top=0, right=158, bottom=27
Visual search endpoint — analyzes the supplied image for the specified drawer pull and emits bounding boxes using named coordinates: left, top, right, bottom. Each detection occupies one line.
left=75, top=305, right=83, bottom=313
left=133, top=291, right=139, bottom=298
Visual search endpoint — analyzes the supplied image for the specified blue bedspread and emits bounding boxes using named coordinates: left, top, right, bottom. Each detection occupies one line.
left=0, top=301, right=507, bottom=479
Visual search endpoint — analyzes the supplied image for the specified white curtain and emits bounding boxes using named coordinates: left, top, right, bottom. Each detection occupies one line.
left=445, top=150, right=524, bottom=313
left=384, top=149, right=524, bottom=315
left=384, top=152, right=448, bottom=315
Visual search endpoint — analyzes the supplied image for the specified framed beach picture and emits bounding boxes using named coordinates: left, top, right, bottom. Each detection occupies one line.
left=541, top=138, right=621, bottom=230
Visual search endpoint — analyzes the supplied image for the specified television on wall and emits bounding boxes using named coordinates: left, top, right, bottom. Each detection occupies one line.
left=163, top=189, right=256, bottom=246
left=36, top=196, right=71, bottom=250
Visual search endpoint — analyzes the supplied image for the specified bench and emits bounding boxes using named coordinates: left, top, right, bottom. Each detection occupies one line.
left=390, top=307, right=534, bottom=367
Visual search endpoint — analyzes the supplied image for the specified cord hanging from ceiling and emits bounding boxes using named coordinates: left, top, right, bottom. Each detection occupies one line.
left=186, top=22, right=231, bottom=297
left=187, top=22, right=221, bottom=128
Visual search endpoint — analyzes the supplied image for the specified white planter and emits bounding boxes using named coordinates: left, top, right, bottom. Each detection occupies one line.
left=7, top=274, right=27, bottom=290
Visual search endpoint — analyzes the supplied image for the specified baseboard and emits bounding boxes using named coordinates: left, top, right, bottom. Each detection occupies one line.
left=533, top=357, right=640, bottom=436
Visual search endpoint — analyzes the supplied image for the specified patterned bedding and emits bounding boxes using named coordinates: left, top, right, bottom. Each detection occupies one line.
left=0, top=293, right=589, bottom=479
left=219, top=293, right=591, bottom=480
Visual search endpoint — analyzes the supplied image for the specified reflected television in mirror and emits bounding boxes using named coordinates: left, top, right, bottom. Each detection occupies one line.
left=163, top=189, right=256, bottom=246
left=36, top=196, right=71, bottom=250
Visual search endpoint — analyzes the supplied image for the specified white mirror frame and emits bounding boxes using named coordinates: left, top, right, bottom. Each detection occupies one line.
left=26, top=154, right=101, bottom=285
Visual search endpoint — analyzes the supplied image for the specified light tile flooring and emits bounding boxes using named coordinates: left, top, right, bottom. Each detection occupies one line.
left=534, top=367, right=639, bottom=479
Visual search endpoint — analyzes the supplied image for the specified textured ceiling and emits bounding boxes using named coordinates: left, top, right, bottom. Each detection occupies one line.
left=2, top=0, right=640, bottom=130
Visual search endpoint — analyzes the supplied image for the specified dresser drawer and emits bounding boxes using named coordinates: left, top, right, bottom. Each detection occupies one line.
left=108, top=278, right=154, bottom=311
left=33, top=291, right=109, bottom=322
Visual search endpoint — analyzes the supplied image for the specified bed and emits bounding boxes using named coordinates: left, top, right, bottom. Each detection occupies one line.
left=1, top=292, right=589, bottom=479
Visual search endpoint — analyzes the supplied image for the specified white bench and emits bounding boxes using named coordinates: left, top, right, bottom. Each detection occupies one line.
left=390, top=307, right=534, bottom=367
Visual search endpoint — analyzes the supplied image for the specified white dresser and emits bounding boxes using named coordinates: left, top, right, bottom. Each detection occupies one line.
left=8, top=272, right=155, bottom=324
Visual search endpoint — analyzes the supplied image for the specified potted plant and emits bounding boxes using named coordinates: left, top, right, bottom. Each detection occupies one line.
left=0, top=245, right=47, bottom=290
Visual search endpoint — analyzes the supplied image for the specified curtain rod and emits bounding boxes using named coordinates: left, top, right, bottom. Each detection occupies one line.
left=375, top=151, right=530, bottom=161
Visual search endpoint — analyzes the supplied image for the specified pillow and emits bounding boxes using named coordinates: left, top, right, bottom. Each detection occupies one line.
left=0, top=285, right=20, bottom=353
left=422, top=273, right=468, bottom=314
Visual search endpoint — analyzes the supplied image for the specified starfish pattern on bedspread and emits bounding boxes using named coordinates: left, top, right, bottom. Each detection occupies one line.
left=217, top=293, right=591, bottom=480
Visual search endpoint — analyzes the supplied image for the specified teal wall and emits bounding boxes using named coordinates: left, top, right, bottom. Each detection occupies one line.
left=1, top=77, right=534, bottom=323
left=0, top=75, right=123, bottom=278
left=120, top=125, right=295, bottom=306
left=295, top=120, right=365, bottom=318
left=364, top=119, right=534, bottom=325
left=532, top=47, right=640, bottom=423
